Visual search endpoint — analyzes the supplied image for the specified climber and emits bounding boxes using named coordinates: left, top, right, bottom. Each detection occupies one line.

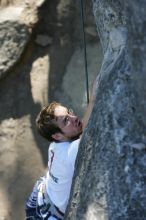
left=25, top=79, right=97, bottom=220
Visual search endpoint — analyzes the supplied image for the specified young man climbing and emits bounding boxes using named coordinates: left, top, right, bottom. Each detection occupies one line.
left=25, top=79, right=97, bottom=220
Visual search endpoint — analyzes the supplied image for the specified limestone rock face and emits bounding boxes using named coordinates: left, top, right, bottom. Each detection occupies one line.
left=66, top=1, right=146, bottom=220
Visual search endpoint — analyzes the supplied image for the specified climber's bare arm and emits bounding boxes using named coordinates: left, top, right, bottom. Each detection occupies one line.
left=82, top=75, right=99, bottom=130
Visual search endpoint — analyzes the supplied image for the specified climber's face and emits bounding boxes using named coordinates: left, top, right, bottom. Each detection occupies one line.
left=52, top=105, right=83, bottom=141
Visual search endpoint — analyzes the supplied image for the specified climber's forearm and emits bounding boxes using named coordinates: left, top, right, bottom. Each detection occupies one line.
left=82, top=76, right=99, bottom=130
left=82, top=97, right=95, bottom=130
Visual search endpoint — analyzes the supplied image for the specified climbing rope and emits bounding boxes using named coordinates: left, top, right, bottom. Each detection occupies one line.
left=80, top=0, right=89, bottom=104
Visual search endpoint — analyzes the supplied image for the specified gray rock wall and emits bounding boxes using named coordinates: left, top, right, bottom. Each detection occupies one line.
left=66, top=1, right=146, bottom=220
left=0, top=21, right=29, bottom=79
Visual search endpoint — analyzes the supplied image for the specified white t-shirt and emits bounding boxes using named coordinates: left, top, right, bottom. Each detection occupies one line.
left=46, top=139, right=80, bottom=213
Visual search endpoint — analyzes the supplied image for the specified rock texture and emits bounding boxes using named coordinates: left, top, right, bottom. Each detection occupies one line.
left=66, top=1, right=146, bottom=220
left=0, top=1, right=43, bottom=79
left=0, top=20, right=29, bottom=79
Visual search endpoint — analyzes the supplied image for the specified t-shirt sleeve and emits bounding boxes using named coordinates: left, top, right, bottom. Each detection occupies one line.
left=68, top=139, right=80, bottom=171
